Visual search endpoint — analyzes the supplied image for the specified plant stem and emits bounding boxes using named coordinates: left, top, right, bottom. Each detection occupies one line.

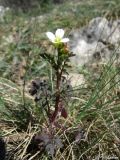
left=50, top=70, right=61, bottom=123
left=50, top=47, right=68, bottom=123
left=50, top=48, right=62, bottom=123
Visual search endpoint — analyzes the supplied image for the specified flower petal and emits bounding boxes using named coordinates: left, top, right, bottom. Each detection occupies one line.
left=61, top=38, right=69, bottom=43
left=46, top=32, right=55, bottom=42
left=55, top=29, right=64, bottom=38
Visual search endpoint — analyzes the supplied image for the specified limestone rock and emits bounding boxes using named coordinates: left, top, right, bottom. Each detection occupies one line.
left=70, top=17, right=120, bottom=67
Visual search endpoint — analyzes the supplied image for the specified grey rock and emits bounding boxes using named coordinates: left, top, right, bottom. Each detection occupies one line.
left=64, top=73, right=85, bottom=87
left=70, top=17, right=120, bottom=67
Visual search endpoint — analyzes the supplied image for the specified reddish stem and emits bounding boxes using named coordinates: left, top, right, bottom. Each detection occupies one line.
left=50, top=47, right=67, bottom=123
left=50, top=70, right=61, bottom=123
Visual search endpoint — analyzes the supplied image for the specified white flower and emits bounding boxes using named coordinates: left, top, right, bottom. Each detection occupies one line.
left=46, top=29, right=69, bottom=44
